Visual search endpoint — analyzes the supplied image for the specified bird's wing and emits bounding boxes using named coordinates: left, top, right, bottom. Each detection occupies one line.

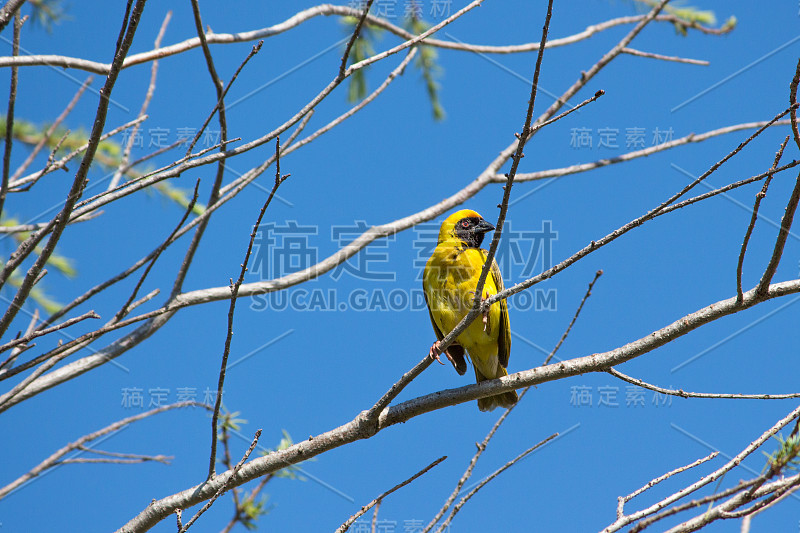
left=423, top=290, right=445, bottom=342
left=483, top=251, right=511, bottom=369
left=423, top=271, right=468, bottom=375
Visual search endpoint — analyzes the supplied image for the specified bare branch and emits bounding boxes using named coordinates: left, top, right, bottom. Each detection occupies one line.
left=0, top=0, right=148, bottom=338
left=0, top=9, right=730, bottom=73
left=502, top=118, right=799, bottom=183
left=608, top=368, right=800, bottom=400
left=436, top=434, right=558, bottom=533
left=755, top=68, right=800, bottom=296
left=0, top=0, right=24, bottom=35
left=338, top=0, right=375, bottom=78
left=0, top=11, right=21, bottom=220
left=108, top=10, right=171, bottom=191
left=10, top=76, right=93, bottom=183
left=8, top=115, right=148, bottom=191
left=179, top=429, right=261, bottom=533
left=0, top=309, right=99, bottom=356
left=0, top=401, right=211, bottom=500
left=621, top=47, right=708, bottom=65
left=208, top=139, right=289, bottom=479
left=736, top=136, right=790, bottom=303
left=184, top=40, right=263, bottom=157
left=756, top=166, right=800, bottom=296
left=617, top=452, right=719, bottom=519
left=111, top=274, right=800, bottom=533
left=790, top=58, right=800, bottom=151
left=603, top=402, right=800, bottom=532
left=544, top=269, right=603, bottom=365
left=336, top=456, right=446, bottom=533
left=113, top=180, right=200, bottom=323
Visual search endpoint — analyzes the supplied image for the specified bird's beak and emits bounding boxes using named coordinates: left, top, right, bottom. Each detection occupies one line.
left=475, top=218, right=495, bottom=234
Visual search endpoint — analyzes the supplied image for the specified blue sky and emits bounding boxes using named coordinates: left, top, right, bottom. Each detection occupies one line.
left=1, top=1, right=800, bottom=532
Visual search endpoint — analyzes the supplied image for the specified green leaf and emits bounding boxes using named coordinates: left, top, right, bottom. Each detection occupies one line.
left=28, top=0, right=70, bottom=32
left=341, top=15, right=383, bottom=103
left=405, top=14, right=446, bottom=121
left=239, top=494, right=272, bottom=530
left=0, top=116, right=205, bottom=214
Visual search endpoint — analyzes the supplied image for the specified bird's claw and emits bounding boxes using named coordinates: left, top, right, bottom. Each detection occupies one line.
left=429, top=341, right=445, bottom=365
left=429, top=340, right=458, bottom=367
left=481, top=292, right=491, bottom=333
left=469, top=290, right=492, bottom=333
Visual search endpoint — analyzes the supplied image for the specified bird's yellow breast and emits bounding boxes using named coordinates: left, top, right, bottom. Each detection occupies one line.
left=423, top=240, right=502, bottom=373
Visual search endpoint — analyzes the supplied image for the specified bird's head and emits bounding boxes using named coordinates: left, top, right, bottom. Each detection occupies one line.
left=438, top=209, right=496, bottom=248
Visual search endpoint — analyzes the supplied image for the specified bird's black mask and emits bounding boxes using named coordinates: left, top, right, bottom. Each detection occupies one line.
left=454, top=217, right=495, bottom=248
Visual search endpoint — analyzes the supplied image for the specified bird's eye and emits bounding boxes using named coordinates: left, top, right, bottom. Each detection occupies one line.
left=461, top=220, right=469, bottom=228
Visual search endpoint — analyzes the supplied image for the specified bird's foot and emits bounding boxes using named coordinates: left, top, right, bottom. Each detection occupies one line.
left=467, top=290, right=492, bottom=333
left=429, top=341, right=445, bottom=365
left=429, top=340, right=459, bottom=367
left=481, top=292, right=491, bottom=333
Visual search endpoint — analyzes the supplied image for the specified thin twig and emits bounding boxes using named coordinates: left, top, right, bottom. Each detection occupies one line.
left=736, top=136, right=790, bottom=303
left=13, top=129, right=71, bottom=193
left=122, top=288, right=159, bottom=315
left=499, top=118, right=799, bottom=183
left=339, top=0, right=375, bottom=78
left=336, top=456, right=446, bottom=533
left=0, top=11, right=21, bottom=221
left=0, top=401, right=211, bottom=499
left=208, top=138, right=289, bottom=479
left=602, top=403, right=800, bottom=533
left=282, top=49, right=416, bottom=158
left=621, top=47, right=708, bottom=65
left=174, top=0, right=231, bottom=300
left=608, top=368, right=800, bottom=400
left=0, top=306, right=35, bottom=371
left=436, top=434, right=558, bottom=533
left=109, top=10, right=171, bottom=191
left=756, top=164, right=800, bottom=297
left=0, top=309, right=99, bottom=355
left=755, top=68, right=800, bottom=297
left=57, top=456, right=171, bottom=465
left=184, top=40, right=263, bottom=157
left=617, top=452, right=719, bottom=519
left=544, top=269, right=603, bottom=365
left=10, top=77, right=92, bottom=182
left=181, top=429, right=262, bottom=533
left=8, top=114, right=147, bottom=191
left=0, top=0, right=147, bottom=339
left=474, top=0, right=553, bottom=311
left=423, top=389, right=528, bottom=533
left=371, top=501, right=380, bottom=533
left=790, top=58, right=800, bottom=152
left=487, top=104, right=798, bottom=310
left=113, top=180, right=200, bottom=323
left=0, top=9, right=731, bottom=73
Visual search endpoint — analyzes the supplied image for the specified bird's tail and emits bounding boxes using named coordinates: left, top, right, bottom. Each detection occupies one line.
left=474, top=364, right=519, bottom=412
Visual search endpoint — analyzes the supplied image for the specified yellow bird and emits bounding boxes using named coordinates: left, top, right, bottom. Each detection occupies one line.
left=422, top=209, right=518, bottom=411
